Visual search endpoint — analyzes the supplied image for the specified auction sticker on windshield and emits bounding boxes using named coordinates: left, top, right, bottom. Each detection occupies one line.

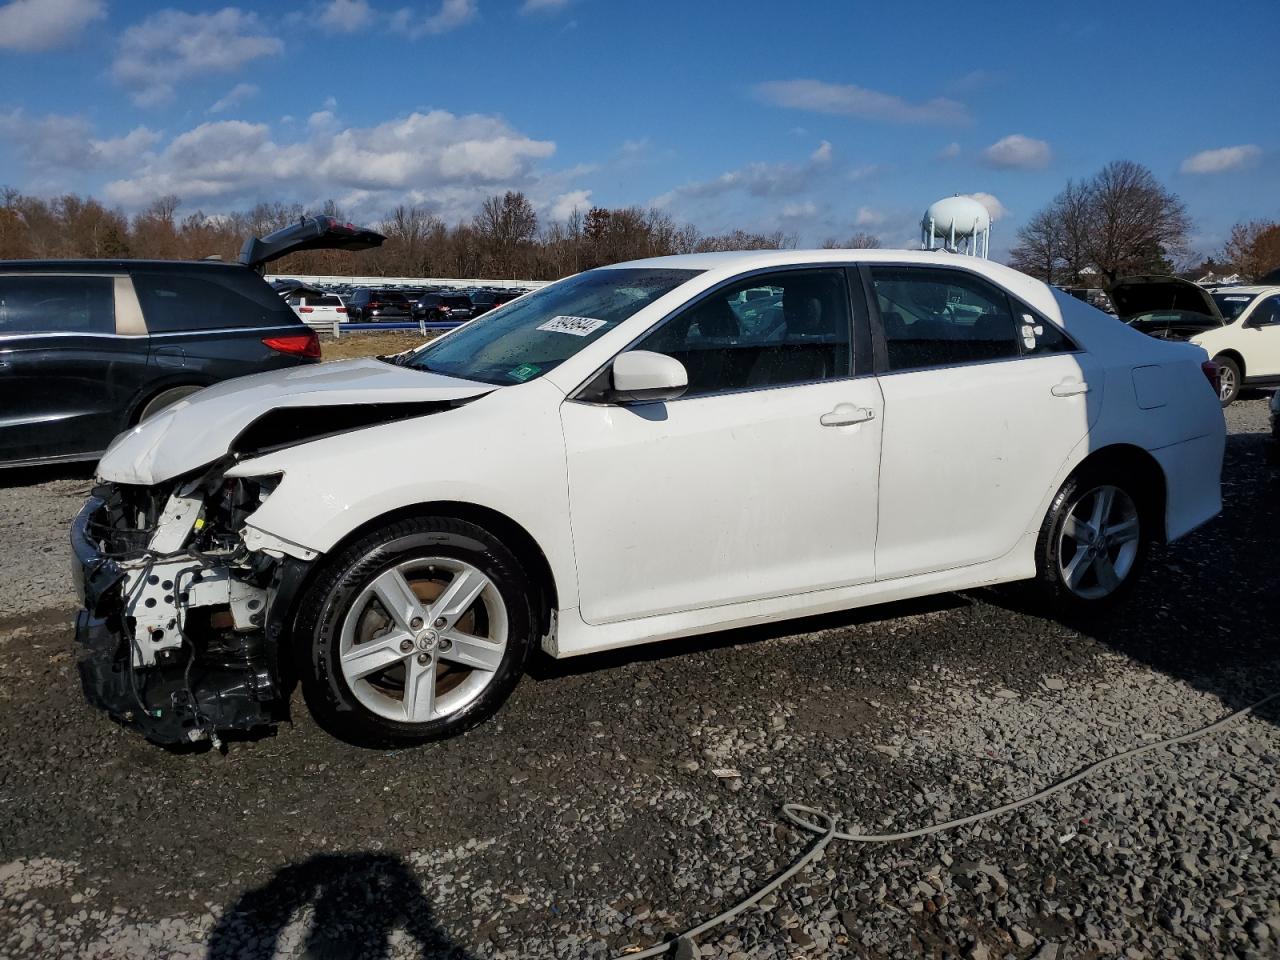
left=537, top=315, right=607, bottom=336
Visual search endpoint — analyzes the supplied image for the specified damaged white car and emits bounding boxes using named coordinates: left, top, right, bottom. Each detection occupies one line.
left=72, top=251, right=1225, bottom=746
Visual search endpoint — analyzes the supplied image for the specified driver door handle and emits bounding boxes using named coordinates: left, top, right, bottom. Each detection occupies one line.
left=820, top=404, right=876, bottom=427
left=1051, top=379, right=1089, bottom=397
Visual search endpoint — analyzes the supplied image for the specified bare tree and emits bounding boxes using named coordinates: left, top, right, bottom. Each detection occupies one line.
left=821, top=232, right=881, bottom=249
left=1222, top=220, right=1280, bottom=281
left=1082, top=160, right=1189, bottom=286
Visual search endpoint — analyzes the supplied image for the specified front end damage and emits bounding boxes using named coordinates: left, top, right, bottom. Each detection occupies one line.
left=71, top=466, right=311, bottom=746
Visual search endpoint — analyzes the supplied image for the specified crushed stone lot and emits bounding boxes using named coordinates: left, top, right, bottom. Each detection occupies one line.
left=1, top=396, right=1277, bottom=960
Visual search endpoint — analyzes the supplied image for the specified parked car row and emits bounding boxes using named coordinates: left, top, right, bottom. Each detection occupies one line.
left=271, top=278, right=531, bottom=324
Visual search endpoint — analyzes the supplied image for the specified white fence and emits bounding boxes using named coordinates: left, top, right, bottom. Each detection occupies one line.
left=266, top=273, right=550, bottom=290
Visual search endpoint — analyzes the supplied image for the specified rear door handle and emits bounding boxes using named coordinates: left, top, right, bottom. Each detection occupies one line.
left=820, top=404, right=876, bottom=427
left=1051, top=379, right=1089, bottom=397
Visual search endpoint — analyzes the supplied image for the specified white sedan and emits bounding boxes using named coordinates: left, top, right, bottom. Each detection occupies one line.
left=73, top=250, right=1225, bottom=746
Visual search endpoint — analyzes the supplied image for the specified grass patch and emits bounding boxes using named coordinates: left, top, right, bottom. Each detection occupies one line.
left=320, top=331, right=439, bottom=362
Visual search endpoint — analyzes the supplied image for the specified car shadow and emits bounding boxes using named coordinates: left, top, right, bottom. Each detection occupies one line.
left=0, top=461, right=95, bottom=489
left=205, top=852, right=474, bottom=960
left=530, top=429, right=1280, bottom=735
left=982, top=427, right=1280, bottom=729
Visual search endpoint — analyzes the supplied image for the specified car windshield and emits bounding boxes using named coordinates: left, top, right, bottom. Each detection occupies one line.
left=1211, top=293, right=1258, bottom=321
left=400, top=268, right=700, bottom=385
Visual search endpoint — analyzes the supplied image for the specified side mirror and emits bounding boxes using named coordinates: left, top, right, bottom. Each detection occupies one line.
left=609, top=350, right=688, bottom=404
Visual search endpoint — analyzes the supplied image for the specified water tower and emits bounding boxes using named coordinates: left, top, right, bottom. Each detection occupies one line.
left=921, top=195, right=990, bottom=258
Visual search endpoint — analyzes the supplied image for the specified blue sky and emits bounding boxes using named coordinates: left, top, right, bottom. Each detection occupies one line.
left=0, top=0, right=1277, bottom=259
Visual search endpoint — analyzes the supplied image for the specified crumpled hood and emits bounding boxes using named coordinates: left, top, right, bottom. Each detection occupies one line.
left=98, top=357, right=494, bottom=485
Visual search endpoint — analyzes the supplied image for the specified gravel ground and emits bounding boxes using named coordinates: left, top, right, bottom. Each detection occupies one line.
left=1, top=395, right=1277, bottom=960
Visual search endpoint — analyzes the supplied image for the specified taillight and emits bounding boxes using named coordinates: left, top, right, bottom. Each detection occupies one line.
left=263, top=331, right=321, bottom=359
left=1201, top=360, right=1220, bottom=396
left=368, top=300, right=382, bottom=308
left=299, top=306, right=314, bottom=313
left=336, top=306, right=346, bottom=313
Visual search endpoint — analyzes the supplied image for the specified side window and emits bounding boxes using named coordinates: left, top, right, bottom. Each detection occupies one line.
left=1014, top=306, right=1076, bottom=355
left=132, top=271, right=298, bottom=332
left=0, top=275, right=115, bottom=335
left=870, top=267, right=1021, bottom=370
left=1252, top=296, right=1280, bottom=326
left=632, top=269, right=852, bottom=397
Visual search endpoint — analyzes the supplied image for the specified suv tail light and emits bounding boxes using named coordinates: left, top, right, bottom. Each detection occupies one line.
left=336, top=306, right=346, bottom=313
left=299, top=306, right=314, bottom=313
left=1201, top=360, right=1220, bottom=396
left=368, top=300, right=382, bottom=309
left=263, top=331, right=321, bottom=359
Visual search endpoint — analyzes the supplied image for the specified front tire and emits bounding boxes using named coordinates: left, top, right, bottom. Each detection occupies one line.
left=295, top=516, right=536, bottom=746
left=1034, top=471, right=1147, bottom=614
left=1214, top=354, right=1241, bottom=406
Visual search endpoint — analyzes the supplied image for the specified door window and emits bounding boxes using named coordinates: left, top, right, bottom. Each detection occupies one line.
left=870, top=267, right=1028, bottom=370
left=0, top=275, right=115, bottom=335
left=632, top=269, right=853, bottom=397
left=1250, top=296, right=1280, bottom=326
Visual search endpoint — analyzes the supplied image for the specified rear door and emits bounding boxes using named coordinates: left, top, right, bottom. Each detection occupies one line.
left=130, top=267, right=316, bottom=382
left=866, top=265, right=1098, bottom=579
left=0, top=273, right=149, bottom=464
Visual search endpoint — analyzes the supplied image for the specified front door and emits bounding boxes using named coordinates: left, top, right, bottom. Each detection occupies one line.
left=1239, top=294, right=1280, bottom=378
left=561, top=267, right=883, bottom=625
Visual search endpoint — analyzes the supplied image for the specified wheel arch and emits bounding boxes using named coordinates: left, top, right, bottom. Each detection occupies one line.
left=301, top=500, right=560, bottom=639
left=1068, top=443, right=1169, bottom=544
left=128, top=378, right=213, bottom=426
left=1213, top=348, right=1245, bottom=380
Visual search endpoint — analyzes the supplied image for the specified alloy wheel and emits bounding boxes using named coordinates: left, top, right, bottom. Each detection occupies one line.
left=1219, top=365, right=1236, bottom=402
left=338, top=558, right=508, bottom=723
left=1056, top=485, right=1141, bottom=600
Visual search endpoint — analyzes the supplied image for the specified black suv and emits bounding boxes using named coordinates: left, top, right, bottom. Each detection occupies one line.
left=412, top=292, right=474, bottom=322
left=0, top=217, right=384, bottom=468
left=346, top=288, right=412, bottom=321
left=468, top=289, right=522, bottom=317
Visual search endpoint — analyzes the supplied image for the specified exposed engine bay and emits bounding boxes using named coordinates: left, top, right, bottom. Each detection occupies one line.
left=72, top=465, right=310, bottom=746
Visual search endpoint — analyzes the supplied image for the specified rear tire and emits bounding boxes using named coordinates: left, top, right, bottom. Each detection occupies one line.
left=295, top=516, right=536, bottom=746
left=1214, top=354, right=1241, bottom=406
left=1034, top=470, right=1147, bottom=615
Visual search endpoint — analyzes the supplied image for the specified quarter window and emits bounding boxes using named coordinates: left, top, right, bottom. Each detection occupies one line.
left=0, top=275, right=115, bottom=335
left=632, top=269, right=853, bottom=397
left=1250, top=296, right=1280, bottom=326
left=133, top=271, right=297, bottom=332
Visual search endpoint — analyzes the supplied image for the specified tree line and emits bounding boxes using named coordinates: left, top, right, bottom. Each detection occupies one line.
left=1008, top=160, right=1280, bottom=287
left=0, top=187, right=798, bottom=280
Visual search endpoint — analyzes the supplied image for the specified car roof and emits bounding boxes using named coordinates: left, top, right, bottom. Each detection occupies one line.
left=1207, top=286, right=1277, bottom=296
left=606, top=248, right=1054, bottom=310
left=0, top=258, right=248, bottom=275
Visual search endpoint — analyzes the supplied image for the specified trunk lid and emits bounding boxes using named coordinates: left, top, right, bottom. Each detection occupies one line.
left=239, top=216, right=386, bottom=271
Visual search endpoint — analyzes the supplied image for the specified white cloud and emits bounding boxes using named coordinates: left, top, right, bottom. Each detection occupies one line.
left=549, top=188, right=591, bottom=221
left=653, top=141, right=834, bottom=208
left=391, top=0, right=476, bottom=37
left=0, top=0, right=103, bottom=51
left=1180, top=144, right=1262, bottom=175
left=780, top=201, right=818, bottom=219
left=100, top=110, right=557, bottom=222
left=320, top=0, right=373, bottom=31
left=208, top=82, right=260, bottom=114
left=854, top=206, right=885, bottom=227
left=754, top=79, right=968, bottom=125
left=939, top=141, right=961, bottom=159
left=521, top=0, right=568, bottom=11
left=963, top=192, right=1008, bottom=222
left=981, top=134, right=1051, bottom=170
left=0, top=109, right=159, bottom=170
left=113, top=8, right=283, bottom=107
